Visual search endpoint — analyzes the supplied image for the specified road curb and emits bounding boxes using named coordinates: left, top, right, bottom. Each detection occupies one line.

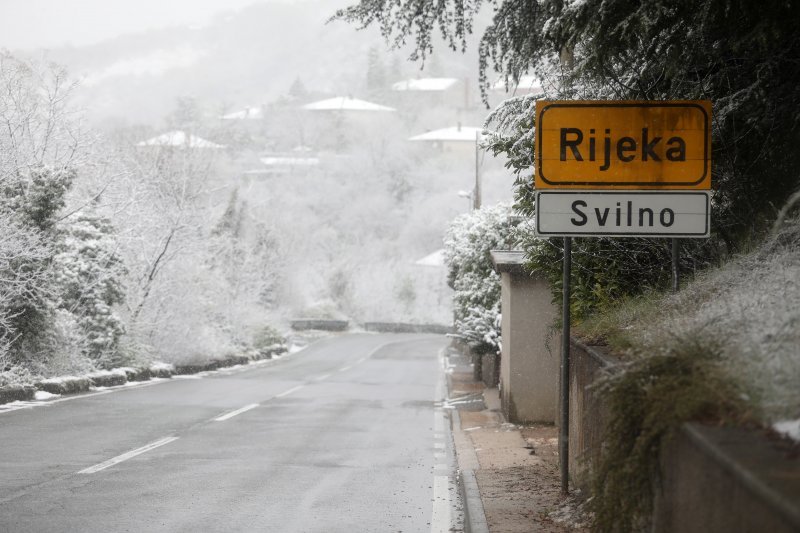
left=450, top=387, right=489, bottom=533
left=459, top=468, right=489, bottom=533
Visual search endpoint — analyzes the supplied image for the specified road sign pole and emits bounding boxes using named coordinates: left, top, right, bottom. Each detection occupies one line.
left=671, top=238, right=680, bottom=293
left=560, top=236, right=572, bottom=495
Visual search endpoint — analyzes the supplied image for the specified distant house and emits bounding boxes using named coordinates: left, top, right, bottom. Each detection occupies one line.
left=409, top=124, right=483, bottom=155
left=242, top=146, right=320, bottom=178
left=221, top=106, right=264, bottom=120
left=136, top=130, right=225, bottom=149
left=491, top=75, right=544, bottom=96
left=391, top=77, right=459, bottom=93
left=259, top=148, right=319, bottom=176
left=414, top=249, right=445, bottom=267
left=302, top=97, right=395, bottom=113
left=301, top=97, right=396, bottom=151
left=391, top=77, right=465, bottom=109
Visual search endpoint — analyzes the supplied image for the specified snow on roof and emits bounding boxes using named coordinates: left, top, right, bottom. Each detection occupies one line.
left=302, top=97, right=395, bottom=112
left=221, top=106, right=264, bottom=120
left=491, top=75, right=543, bottom=93
left=409, top=126, right=483, bottom=142
left=392, top=78, right=459, bottom=92
left=415, top=249, right=445, bottom=267
left=259, top=156, right=319, bottom=167
left=136, top=130, right=225, bottom=149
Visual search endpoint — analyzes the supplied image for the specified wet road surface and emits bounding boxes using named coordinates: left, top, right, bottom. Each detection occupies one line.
left=0, top=333, right=463, bottom=532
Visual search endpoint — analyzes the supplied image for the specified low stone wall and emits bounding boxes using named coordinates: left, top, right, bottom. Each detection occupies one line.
left=569, top=338, right=800, bottom=529
left=653, top=423, right=800, bottom=532
left=568, top=339, right=619, bottom=489
left=290, top=319, right=349, bottom=331
left=0, top=384, right=35, bottom=404
left=362, top=322, right=453, bottom=335
left=2, top=346, right=288, bottom=405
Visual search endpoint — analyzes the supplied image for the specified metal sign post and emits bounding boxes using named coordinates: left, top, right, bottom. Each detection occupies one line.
left=560, top=236, right=572, bottom=495
left=533, top=99, right=712, bottom=496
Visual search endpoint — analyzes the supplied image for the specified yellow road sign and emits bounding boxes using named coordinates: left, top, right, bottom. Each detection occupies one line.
left=535, top=101, right=711, bottom=189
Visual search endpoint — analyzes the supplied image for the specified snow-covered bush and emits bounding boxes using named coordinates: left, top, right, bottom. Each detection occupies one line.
left=0, top=166, right=75, bottom=366
left=443, top=204, right=517, bottom=353
left=54, top=211, right=127, bottom=369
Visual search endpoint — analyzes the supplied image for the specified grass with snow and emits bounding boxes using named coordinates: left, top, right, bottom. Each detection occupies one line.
left=577, top=217, right=800, bottom=426
left=578, top=216, right=800, bottom=532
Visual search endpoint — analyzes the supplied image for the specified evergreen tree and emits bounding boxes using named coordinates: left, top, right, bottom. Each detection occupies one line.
left=0, top=166, right=75, bottom=364
left=54, top=211, right=127, bottom=368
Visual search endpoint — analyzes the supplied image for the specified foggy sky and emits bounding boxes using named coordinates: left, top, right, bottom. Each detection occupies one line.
left=0, top=0, right=292, bottom=49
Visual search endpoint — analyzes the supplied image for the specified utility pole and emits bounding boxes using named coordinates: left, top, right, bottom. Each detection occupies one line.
left=473, top=130, right=481, bottom=210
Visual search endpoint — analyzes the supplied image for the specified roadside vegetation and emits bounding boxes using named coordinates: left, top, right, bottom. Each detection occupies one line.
left=335, top=0, right=800, bottom=530
left=0, top=54, right=289, bottom=390
left=442, top=203, right=517, bottom=354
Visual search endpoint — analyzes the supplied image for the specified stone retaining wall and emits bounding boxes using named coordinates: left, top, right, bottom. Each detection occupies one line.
left=569, top=339, right=800, bottom=529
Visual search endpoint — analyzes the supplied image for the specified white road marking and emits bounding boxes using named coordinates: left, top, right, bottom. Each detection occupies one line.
left=430, top=475, right=453, bottom=533
left=275, top=384, right=304, bottom=398
left=213, top=403, right=259, bottom=422
left=315, top=373, right=331, bottom=382
left=434, top=409, right=445, bottom=433
left=78, top=436, right=179, bottom=474
left=338, top=365, right=352, bottom=372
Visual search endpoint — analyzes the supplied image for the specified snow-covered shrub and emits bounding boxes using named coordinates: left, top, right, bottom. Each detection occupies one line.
left=54, top=211, right=127, bottom=369
left=252, top=325, right=286, bottom=355
left=0, top=166, right=76, bottom=366
left=30, top=309, right=95, bottom=378
left=0, top=55, right=100, bottom=374
left=443, top=204, right=517, bottom=353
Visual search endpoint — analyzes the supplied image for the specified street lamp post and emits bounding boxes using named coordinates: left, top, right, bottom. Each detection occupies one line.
left=473, top=130, right=481, bottom=210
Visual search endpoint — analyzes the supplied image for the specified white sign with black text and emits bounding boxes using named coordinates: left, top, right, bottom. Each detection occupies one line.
left=535, top=191, right=710, bottom=238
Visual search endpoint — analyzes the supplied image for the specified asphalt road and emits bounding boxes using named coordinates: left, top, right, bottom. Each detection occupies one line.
left=0, top=333, right=463, bottom=532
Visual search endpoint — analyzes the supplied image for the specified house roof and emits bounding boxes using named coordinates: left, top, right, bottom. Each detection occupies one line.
left=259, top=156, right=319, bottom=167
left=302, top=97, right=395, bottom=112
left=409, top=126, right=483, bottom=142
left=221, top=106, right=264, bottom=120
left=491, top=75, right=543, bottom=93
left=136, top=130, right=225, bottom=149
left=415, top=249, right=445, bottom=267
left=392, top=78, right=459, bottom=92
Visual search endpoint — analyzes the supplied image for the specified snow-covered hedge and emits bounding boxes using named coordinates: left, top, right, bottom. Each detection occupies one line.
left=443, top=204, right=517, bottom=353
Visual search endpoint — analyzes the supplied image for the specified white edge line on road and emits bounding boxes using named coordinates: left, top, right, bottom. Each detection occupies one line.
left=213, top=403, right=259, bottom=422
left=78, top=436, right=179, bottom=474
left=430, top=475, right=453, bottom=533
left=274, top=384, right=304, bottom=398
left=338, top=365, right=352, bottom=372
left=315, top=373, right=331, bottom=381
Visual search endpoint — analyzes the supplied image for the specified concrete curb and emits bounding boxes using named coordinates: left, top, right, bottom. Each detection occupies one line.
left=450, top=386, right=489, bottom=533
left=460, top=468, right=489, bottom=533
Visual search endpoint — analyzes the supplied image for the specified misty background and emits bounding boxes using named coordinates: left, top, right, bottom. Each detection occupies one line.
left=0, top=0, right=524, bottom=365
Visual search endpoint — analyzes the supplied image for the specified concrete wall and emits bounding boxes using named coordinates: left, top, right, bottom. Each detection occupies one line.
left=653, top=423, right=800, bottom=533
left=569, top=341, right=800, bottom=530
left=498, top=271, right=560, bottom=424
left=568, top=339, right=619, bottom=489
